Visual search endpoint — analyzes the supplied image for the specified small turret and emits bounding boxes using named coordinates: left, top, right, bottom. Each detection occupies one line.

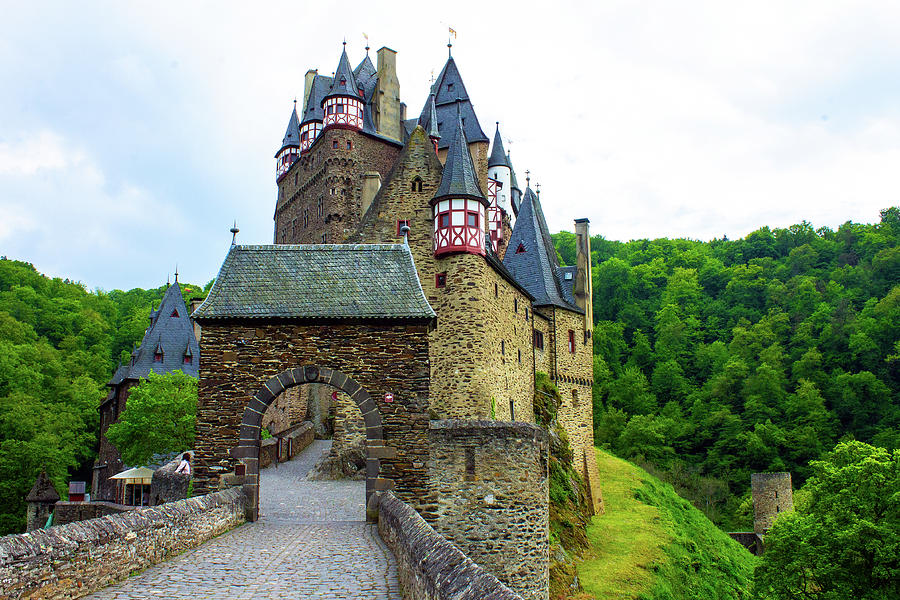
left=432, top=111, right=487, bottom=257
left=275, top=102, right=301, bottom=181
left=420, top=90, right=440, bottom=153
left=300, top=72, right=328, bottom=152
left=322, top=43, right=364, bottom=132
left=486, top=123, right=512, bottom=251
left=507, top=150, right=522, bottom=218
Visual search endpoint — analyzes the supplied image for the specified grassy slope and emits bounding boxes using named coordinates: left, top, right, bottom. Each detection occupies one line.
left=578, top=449, right=756, bottom=600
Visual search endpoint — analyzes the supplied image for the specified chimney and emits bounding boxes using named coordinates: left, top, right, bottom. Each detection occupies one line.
left=574, top=218, right=593, bottom=331
left=302, top=69, right=317, bottom=110
left=375, top=47, right=401, bottom=141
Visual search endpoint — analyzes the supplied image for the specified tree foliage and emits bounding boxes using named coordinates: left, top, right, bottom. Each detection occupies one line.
left=105, top=371, right=198, bottom=467
left=752, top=441, right=900, bottom=600
left=555, top=207, right=900, bottom=528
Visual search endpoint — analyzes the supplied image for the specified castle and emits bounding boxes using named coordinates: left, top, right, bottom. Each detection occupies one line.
left=267, top=41, right=603, bottom=513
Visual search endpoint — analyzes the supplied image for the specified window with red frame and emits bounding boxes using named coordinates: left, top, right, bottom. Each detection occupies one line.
left=183, top=355, right=192, bottom=365
left=154, top=351, right=163, bottom=363
left=568, top=330, right=575, bottom=353
left=435, top=272, right=446, bottom=288
left=466, top=211, right=478, bottom=227
left=170, top=309, right=179, bottom=318
left=533, top=330, right=544, bottom=350
left=438, top=213, right=450, bottom=229
left=397, top=220, right=410, bottom=236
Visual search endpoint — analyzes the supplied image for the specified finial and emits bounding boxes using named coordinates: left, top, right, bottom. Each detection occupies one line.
left=174, top=264, right=179, bottom=282
left=363, top=32, right=369, bottom=54
left=167, top=274, right=170, bottom=287
left=293, top=97, right=297, bottom=107
left=400, top=224, right=411, bottom=247
left=343, top=37, right=347, bottom=48
left=525, top=170, right=531, bottom=186
left=230, top=221, right=239, bottom=246
left=536, top=182, right=541, bottom=197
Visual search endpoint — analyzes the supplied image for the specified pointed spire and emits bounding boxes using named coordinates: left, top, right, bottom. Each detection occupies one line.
left=488, top=122, right=509, bottom=168
left=434, top=108, right=485, bottom=201
left=278, top=103, right=301, bottom=153
left=508, top=151, right=520, bottom=191
left=324, top=44, right=361, bottom=101
left=174, top=264, right=179, bottom=283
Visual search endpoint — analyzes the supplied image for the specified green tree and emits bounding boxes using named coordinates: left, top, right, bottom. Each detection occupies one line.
left=752, top=441, right=900, bottom=600
left=106, top=371, right=198, bottom=466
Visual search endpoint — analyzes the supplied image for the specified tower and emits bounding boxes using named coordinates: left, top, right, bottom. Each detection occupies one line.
left=752, top=472, right=794, bottom=535
left=487, top=123, right=512, bottom=252
left=321, top=44, right=364, bottom=132
left=299, top=72, right=327, bottom=152
left=432, top=112, right=487, bottom=257
left=275, top=102, right=300, bottom=181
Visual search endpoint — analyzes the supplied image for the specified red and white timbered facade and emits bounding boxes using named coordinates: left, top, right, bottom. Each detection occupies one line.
left=323, top=96, right=364, bottom=130
left=433, top=198, right=486, bottom=257
left=299, top=121, right=322, bottom=152
left=486, top=177, right=504, bottom=251
left=276, top=147, right=299, bottom=180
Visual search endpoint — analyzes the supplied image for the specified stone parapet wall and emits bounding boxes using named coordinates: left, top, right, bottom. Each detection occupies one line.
left=0, top=488, right=245, bottom=600
left=53, top=501, right=134, bottom=526
left=259, top=421, right=316, bottom=469
left=423, top=420, right=549, bottom=600
left=376, top=491, right=523, bottom=600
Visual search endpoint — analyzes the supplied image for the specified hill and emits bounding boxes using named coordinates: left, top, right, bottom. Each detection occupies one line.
left=577, top=448, right=756, bottom=599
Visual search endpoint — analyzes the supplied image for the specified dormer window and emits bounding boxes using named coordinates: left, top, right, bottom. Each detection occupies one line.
left=447, top=83, right=454, bottom=92
left=515, top=243, right=526, bottom=254
left=154, top=351, right=163, bottom=363
left=170, top=309, right=179, bottom=318
left=564, top=272, right=574, bottom=280
left=339, top=77, right=346, bottom=87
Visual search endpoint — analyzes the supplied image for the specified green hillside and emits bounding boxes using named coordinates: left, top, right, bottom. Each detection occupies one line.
left=578, top=448, right=756, bottom=599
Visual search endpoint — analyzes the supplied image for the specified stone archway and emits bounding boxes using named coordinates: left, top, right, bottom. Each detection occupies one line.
left=232, top=365, right=388, bottom=522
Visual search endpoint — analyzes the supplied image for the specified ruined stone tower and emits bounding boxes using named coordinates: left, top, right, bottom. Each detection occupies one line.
left=751, top=472, right=794, bottom=535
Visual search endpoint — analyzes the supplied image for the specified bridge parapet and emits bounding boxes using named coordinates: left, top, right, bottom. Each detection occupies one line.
left=0, top=488, right=245, bottom=600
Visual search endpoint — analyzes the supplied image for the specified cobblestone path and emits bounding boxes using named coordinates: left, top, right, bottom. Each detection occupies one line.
left=85, top=440, right=401, bottom=599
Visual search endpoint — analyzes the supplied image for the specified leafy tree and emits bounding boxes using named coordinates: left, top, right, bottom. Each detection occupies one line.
left=752, top=441, right=900, bottom=600
left=106, top=371, right=198, bottom=467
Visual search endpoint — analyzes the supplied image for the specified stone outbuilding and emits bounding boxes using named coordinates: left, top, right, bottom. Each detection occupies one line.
left=25, top=471, right=59, bottom=532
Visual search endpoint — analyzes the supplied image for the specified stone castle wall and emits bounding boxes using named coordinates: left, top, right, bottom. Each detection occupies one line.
left=422, top=420, right=549, bottom=600
left=0, top=488, right=245, bottom=600
left=752, top=472, right=793, bottom=534
left=275, top=128, right=401, bottom=244
left=194, top=321, right=431, bottom=508
left=376, top=491, right=523, bottom=600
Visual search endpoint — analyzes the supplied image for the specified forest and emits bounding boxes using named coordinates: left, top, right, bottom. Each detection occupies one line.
left=0, top=208, right=896, bottom=535
left=553, top=207, right=899, bottom=528
left=0, top=259, right=207, bottom=535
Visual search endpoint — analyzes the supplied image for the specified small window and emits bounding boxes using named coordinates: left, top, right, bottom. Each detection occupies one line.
left=533, top=330, right=544, bottom=350
left=514, top=298, right=518, bottom=313
left=411, top=177, right=423, bottom=192
left=153, top=351, right=163, bottom=363
left=337, top=103, right=345, bottom=114
left=564, top=271, right=574, bottom=280
left=301, top=131, right=309, bottom=141
left=170, top=309, right=179, bottom=318
left=321, top=233, right=326, bottom=243
left=347, top=140, right=352, bottom=150
left=294, top=173, right=298, bottom=185
left=467, top=211, right=478, bottom=228
left=568, top=330, right=575, bottom=354
left=501, top=340, right=505, bottom=355
left=572, top=389, right=579, bottom=405
left=494, top=282, right=498, bottom=297
left=339, top=77, right=346, bottom=87
left=509, top=399, right=515, bottom=421
left=327, top=105, right=334, bottom=115
left=525, top=308, right=529, bottom=321
left=183, top=355, right=192, bottom=365
left=435, top=272, right=446, bottom=288
left=515, top=243, right=526, bottom=254
left=447, top=83, right=454, bottom=92
left=438, top=213, right=450, bottom=229
left=517, top=349, right=521, bottom=363
left=397, top=220, right=410, bottom=236
left=584, top=330, right=591, bottom=345
left=332, top=140, right=338, bottom=149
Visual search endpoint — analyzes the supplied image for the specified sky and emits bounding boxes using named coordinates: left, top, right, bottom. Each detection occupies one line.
left=1, top=1, right=898, bottom=291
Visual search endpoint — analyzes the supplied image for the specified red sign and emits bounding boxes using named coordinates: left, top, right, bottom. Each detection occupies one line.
left=384, top=392, right=394, bottom=403
left=331, top=391, right=338, bottom=401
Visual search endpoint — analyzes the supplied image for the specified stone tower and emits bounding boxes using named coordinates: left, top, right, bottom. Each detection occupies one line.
left=752, top=472, right=794, bottom=535
left=25, top=470, right=59, bottom=532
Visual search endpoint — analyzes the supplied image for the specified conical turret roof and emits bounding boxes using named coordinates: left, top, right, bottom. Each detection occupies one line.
left=323, top=45, right=361, bottom=103
left=434, top=111, right=485, bottom=202
left=418, top=91, right=440, bottom=140
left=276, top=104, right=301, bottom=156
left=301, top=75, right=332, bottom=124
left=488, top=123, right=509, bottom=168
left=508, top=151, right=521, bottom=191
left=26, top=470, right=60, bottom=503
left=423, top=56, right=489, bottom=149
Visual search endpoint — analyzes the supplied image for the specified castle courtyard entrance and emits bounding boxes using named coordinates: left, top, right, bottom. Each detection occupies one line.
left=190, top=244, right=436, bottom=515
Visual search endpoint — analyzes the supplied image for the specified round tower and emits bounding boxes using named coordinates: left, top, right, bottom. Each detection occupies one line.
left=321, top=43, right=364, bottom=132
left=486, top=123, right=511, bottom=250
left=751, top=472, right=794, bottom=535
left=275, top=101, right=300, bottom=181
left=432, top=111, right=487, bottom=257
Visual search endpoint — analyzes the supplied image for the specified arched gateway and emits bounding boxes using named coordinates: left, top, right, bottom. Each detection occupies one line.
left=190, top=244, right=436, bottom=520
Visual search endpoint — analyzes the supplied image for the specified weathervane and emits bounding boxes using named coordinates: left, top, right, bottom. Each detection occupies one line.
left=363, top=32, right=369, bottom=54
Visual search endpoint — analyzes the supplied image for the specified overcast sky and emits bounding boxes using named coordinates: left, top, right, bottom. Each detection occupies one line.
left=1, top=1, right=898, bottom=290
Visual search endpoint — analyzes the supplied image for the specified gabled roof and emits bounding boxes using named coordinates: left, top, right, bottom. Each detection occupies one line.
left=323, top=46, right=362, bottom=102
left=418, top=57, right=488, bottom=149
left=301, top=75, right=332, bottom=124
left=277, top=104, right=301, bottom=154
left=113, top=281, right=200, bottom=383
left=434, top=112, right=485, bottom=202
left=503, top=187, right=582, bottom=312
left=488, top=123, right=509, bottom=168
left=26, top=470, right=60, bottom=503
left=193, top=244, right=436, bottom=321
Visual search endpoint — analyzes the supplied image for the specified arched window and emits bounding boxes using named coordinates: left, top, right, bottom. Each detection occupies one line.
left=411, top=177, right=423, bottom=192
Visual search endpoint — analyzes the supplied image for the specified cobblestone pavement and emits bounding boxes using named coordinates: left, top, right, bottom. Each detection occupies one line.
left=85, top=440, right=401, bottom=599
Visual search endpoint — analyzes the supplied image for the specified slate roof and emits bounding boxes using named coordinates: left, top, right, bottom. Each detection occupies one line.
left=276, top=104, right=301, bottom=155
left=301, top=75, right=332, bottom=124
left=110, top=281, right=200, bottom=385
left=26, top=470, right=60, bottom=503
left=503, top=187, right=582, bottom=312
left=507, top=151, right=522, bottom=217
left=418, top=92, right=440, bottom=140
left=434, top=112, right=485, bottom=202
left=353, top=55, right=377, bottom=99
left=417, top=57, right=488, bottom=149
left=193, top=244, right=436, bottom=321
left=488, top=123, right=509, bottom=168
left=324, top=46, right=362, bottom=102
